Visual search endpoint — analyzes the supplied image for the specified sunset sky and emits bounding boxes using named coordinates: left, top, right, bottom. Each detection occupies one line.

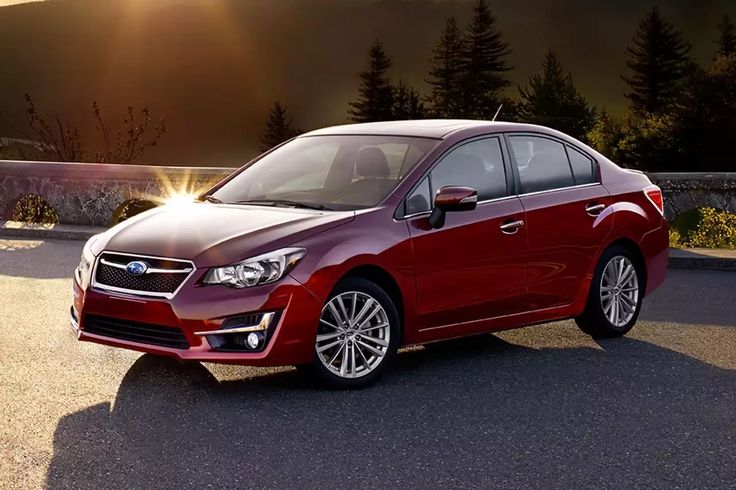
left=0, top=0, right=39, bottom=5
left=1, top=0, right=733, bottom=165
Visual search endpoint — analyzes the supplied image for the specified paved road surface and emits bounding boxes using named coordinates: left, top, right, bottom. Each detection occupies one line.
left=1, top=238, right=734, bottom=489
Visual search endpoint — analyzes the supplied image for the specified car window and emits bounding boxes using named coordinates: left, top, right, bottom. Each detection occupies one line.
left=567, top=145, right=597, bottom=185
left=406, top=177, right=431, bottom=215
left=212, top=135, right=437, bottom=210
left=428, top=137, right=507, bottom=204
left=509, top=135, right=575, bottom=194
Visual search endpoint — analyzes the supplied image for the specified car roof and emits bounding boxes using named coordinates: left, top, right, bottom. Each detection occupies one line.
left=301, top=119, right=552, bottom=139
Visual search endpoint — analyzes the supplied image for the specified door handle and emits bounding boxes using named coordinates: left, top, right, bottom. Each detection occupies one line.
left=585, top=203, right=606, bottom=216
left=499, top=219, right=524, bottom=234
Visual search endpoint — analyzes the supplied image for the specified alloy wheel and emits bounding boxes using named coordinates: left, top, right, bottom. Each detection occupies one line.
left=600, top=255, right=640, bottom=328
left=316, top=291, right=391, bottom=379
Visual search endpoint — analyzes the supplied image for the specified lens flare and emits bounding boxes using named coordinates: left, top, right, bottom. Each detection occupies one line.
left=165, top=192, right=197, bottom=208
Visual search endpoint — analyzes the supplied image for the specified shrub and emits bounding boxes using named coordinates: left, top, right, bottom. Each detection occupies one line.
left=668, top=228, right=682, bottom=248
left=10, top=194, right=60, bottom=224
left=112, top=198, right=158, bottom=224
left=685, top=208, right=736, bottom=249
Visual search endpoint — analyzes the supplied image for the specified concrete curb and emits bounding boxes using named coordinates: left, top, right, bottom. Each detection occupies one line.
left=0, top=221, right=105, bottom=241
left=668, top=249, right=736, bottom=271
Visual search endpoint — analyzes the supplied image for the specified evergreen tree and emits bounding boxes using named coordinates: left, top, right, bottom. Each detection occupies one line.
left=715, top=14, right=736, bottom=58
left=622, top=7, right=691, bottom=115
left=391, top=81, right=426, bottom=120
left=460, top=0, right=513, bottom=119
left=670, top=55, right=736, bottom=171
left=259, top=101, right=299, bottom=152
left=426, top=17, right=465, bottom=118
left=348, top=40, right=394, bottom=122
left=518, top=50, right=596, bottom=140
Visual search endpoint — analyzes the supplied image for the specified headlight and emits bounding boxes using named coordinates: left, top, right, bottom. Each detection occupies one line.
left=76, top=234, right=101, bottom=284
left=203, top=247, right=307, bottom=288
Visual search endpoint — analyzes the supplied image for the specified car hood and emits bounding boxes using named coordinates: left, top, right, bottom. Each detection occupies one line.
left=96, top=203, right=355, bottom=267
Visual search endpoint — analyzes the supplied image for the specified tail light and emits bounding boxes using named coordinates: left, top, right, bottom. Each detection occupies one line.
left=644, top=185, right=664, bottom=215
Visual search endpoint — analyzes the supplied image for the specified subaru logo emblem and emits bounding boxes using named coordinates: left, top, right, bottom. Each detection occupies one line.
left=126, top=261, right=148, bottom=276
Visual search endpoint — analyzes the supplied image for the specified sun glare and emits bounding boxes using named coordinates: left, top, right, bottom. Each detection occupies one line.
left=165, top=192, right=197, bottom=208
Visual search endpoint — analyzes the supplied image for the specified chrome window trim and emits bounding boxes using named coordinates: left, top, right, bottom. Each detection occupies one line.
left=515, top=182, right=601, bottom=198
left=399, top=183, right=602, bottom=220
left=401, top=194, right=518, bottom=219
left=91, top=251, right=197, bottom=300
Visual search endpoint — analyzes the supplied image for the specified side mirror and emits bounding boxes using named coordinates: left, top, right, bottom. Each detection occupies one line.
left=429, top=186, right=478, bottom=229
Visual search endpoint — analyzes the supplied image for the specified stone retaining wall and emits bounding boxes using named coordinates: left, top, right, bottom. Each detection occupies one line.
left=0, top=160, right=734, bottom=225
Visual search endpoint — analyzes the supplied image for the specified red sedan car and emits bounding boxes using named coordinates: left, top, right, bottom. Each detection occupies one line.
left=71, top=120, right=668, bottom=388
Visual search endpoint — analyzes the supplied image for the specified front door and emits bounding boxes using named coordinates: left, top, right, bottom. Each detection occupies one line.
left=404, top=136, right=528, bottom=331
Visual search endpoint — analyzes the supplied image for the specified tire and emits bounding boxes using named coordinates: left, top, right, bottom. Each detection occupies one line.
left=575, top=245, right=645, bottom=338
left=305, top=277, right=401, bottom=389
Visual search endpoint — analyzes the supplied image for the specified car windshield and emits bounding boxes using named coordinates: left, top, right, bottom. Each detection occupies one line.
left=210, top=135, right=438, bottom=210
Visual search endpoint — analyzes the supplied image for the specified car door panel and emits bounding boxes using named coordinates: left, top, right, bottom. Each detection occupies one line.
left=520, top=185, right=612, bottom=308
left=408, top=197, right=528, bottom=330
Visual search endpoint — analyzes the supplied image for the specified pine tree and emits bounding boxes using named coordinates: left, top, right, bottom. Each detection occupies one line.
left=715, top=14, right=736, bottom=58
left=518, top=50, right=596, bottom=140
left=391, top=81, right=426, bottom=120
left=460, top=0, right=513, bottom=119
left=426, top=17, right=465, bottom=118
left=622, top=7, right=691, bottom=115
left=259, top=101, right=299, bottom=152
left=348, top=40, right=394, bottom=122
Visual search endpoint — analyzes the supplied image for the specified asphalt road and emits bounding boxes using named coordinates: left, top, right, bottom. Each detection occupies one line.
left=1, top=238, right=734, bottom=489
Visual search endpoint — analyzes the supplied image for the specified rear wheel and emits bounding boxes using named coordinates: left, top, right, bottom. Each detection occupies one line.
left=307, top=277, right=400, bottom=388
left=575, top=245, right=644, bottom=338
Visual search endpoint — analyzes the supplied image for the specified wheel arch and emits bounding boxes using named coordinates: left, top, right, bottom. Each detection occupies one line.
left=337, top=264, right=405, bottom=333
left=600, top=237, right=648, bottom=292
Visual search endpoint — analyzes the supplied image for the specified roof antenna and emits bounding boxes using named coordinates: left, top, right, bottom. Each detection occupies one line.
left=492, top=104, right=503, bottom=122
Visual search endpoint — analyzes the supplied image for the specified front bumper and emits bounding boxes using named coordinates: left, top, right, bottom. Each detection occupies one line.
left=70, top=273, right=323, bottom=367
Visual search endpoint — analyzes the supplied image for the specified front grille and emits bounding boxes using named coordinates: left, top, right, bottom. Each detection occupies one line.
left=94, top=252, right=193, bottom=296
left=84, top=315, right=190, bottom=349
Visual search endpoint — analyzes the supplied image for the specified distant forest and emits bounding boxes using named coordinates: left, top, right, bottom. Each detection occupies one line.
left=0, top=0, right=734, bottom=170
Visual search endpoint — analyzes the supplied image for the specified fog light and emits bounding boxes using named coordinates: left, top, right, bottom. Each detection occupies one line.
left=246, top=332, right=260, bottom=349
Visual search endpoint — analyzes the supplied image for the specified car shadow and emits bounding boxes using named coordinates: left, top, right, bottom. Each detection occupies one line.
left=0, top=238, right=79, bottom=279
left=45, top=335, right=735, bottom=489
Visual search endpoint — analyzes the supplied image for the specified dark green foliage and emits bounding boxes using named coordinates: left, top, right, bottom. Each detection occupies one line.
left=622, top=7, right=691, bottom=115
left=669, top=55, right=736, bottom=171
left=459, top=0, right=513, bottom=119
left=11, top=194, right=59, bottom=224
left=259, top=101, right=300, bottom=152
left=348, top=41, right=395, bottom=123
left=715, top=15, right=736, bottom=58
left=586, top=110, right=624, bottom=161
left=391, top=81, right=426, bottom=120
left=426, top=17, right=465, bottom=118
left=615, top=113, right=679, bottom=171
left=518, top=50, right=596, bottom=141
left=671, top=207, right=736, bottom=249
left=112, top=199, right=158, bottom=224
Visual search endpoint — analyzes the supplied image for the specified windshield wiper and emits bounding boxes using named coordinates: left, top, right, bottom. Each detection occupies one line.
left=233, top=199, right=335, bottom=211
left=198, top=194, right=222, bottom=204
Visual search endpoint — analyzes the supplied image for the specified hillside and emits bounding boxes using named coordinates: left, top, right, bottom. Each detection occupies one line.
left=0, top=0, right=732, bottom=166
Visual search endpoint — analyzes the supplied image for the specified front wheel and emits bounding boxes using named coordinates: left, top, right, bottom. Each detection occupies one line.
left=306, top=277, right=401, bottom=388
left=575, top=246, right=644, bottom=338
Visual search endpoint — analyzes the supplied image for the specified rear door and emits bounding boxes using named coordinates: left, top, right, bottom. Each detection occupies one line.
left=506, top=133, right=612, bottom=309
left=404, top=136, right=528, bottom=330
